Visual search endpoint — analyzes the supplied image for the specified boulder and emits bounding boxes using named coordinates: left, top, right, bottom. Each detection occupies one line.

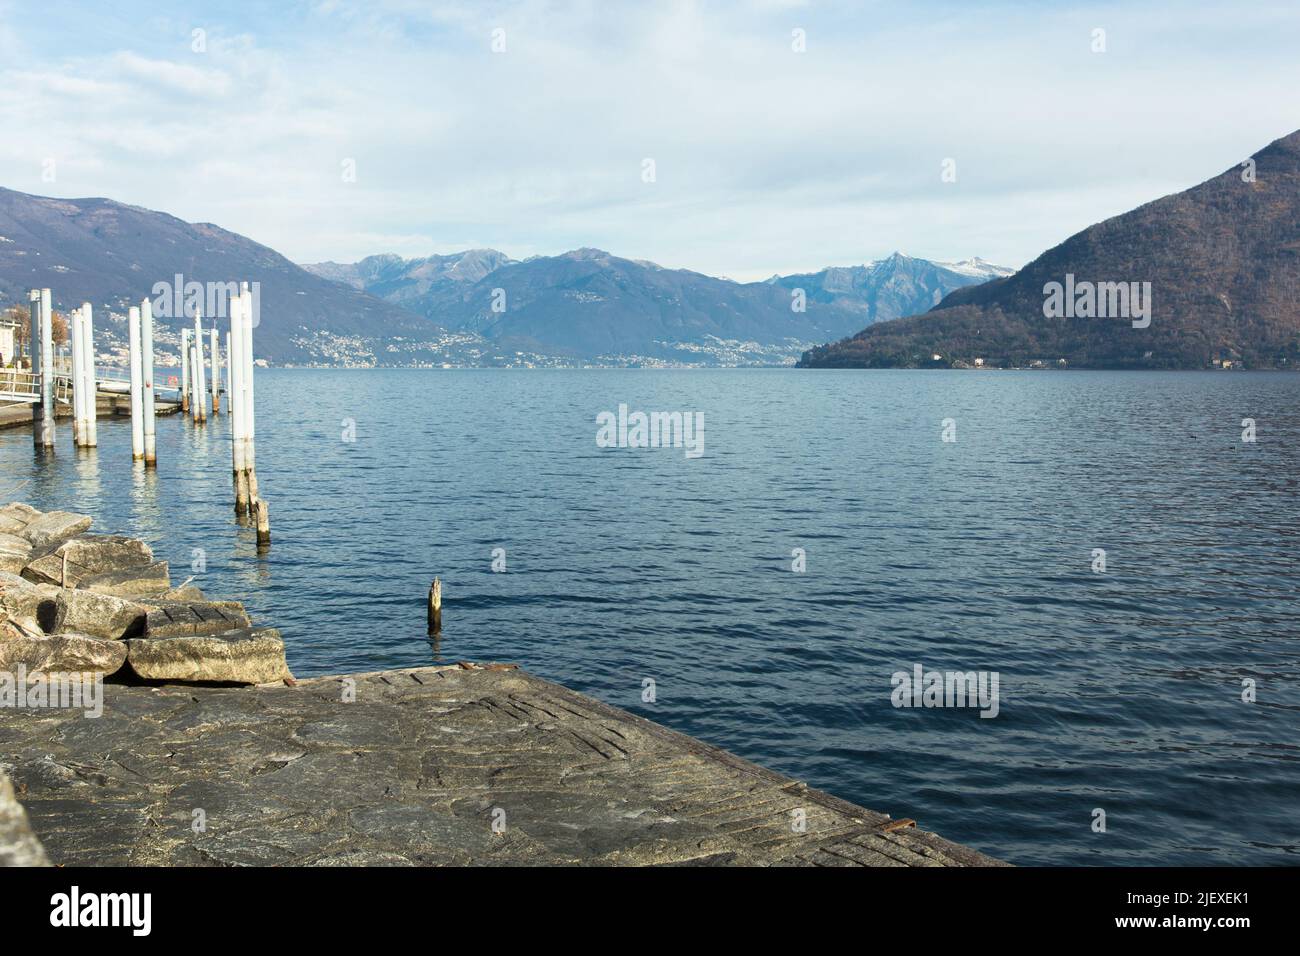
left=0, top=583, right=64, bottom=634
left=78, top=562, right=171, bottom=598
left=143, top=600, right=250, bottom=638
left=0, top=632, right=127, bottom=676
left=19, top=511, right=92, bottom=551
left=0, top=532, right=31, bottom=557
left=0, top=516, right=27, bottom=535
left=126, top=626, right=292, bottom=685
left=52, top=590, right=147, bottom=641
left=0, top=533, right=31, bottom=575
left=156, top=582, right=205, bottom=601
left=22, top=535, right=153, bottom=588
left=0, top=502, right=41, bottom=525
left=0, top=770, right=50, bottom=867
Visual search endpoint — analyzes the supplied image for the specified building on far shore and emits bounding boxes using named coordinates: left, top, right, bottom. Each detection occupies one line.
left=0, top=316, right=18, bottom=366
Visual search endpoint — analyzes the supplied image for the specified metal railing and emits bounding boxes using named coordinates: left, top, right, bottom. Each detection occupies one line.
left=0, top=368, right=41, bottom=402
left=0, top=365, right=183, bottom=404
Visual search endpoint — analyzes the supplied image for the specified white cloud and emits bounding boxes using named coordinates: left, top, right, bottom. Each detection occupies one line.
left=0, top=0, right=1297, bottom=279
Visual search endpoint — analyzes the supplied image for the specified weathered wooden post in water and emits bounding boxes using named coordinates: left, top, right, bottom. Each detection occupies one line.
left=141, top=298, right=156, bottom=466
left=180, top=328, right=190, bottom=415
left=192, top=309, right=207, bottom=423
left=128, top=306, right=145, bottom=461
left=210, top=326, right=221, bottom=413
left=254, top=498, right=270, bottom=546
left=80, top=303, right=97, bottom=448
left=428, top=578, right=442, bottom=633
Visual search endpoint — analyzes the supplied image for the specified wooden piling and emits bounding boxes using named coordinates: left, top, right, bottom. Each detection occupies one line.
left=428, top=578, right=442, bottom=633
left=140, top=298, right=155, bottom=465
left=128, top=306, right=145, bottom=461
left=80, top=302, right=97, bottom=448
left=254, top=497, right=270, bottom=546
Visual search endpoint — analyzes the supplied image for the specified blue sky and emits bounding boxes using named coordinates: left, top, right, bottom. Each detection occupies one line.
left=2, top=0, right=1298, bottom=280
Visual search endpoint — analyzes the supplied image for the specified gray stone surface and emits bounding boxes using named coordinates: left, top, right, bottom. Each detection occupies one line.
left=23, top=535, right=154, bottom=588
left=19, top=511, right=93, bottom=551
left=0, top=664, right=1005, bottom=867
left=0, top=769, right=50, bottom=866
left=0, top=632, right=127, bottom=675
left=126, top=626, right=291, bottom=685
left=79, top=561, right=171, bottom=598
left=0, top=533, right=31, bottom=567
left=0, top=582, right=63, bottom=633
left=143, top=600, right=250, bottom=638
left=53, top=589, right=147, bottom=640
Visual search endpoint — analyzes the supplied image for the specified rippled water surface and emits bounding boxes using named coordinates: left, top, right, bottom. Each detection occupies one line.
left=3, top=368, right=1297, bottom=865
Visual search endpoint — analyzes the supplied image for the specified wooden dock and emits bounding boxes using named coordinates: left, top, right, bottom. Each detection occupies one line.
left=0, top=664, right=1004, bottom=866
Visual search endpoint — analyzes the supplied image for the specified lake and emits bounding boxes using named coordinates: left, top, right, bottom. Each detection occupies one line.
left=3, top=367, right=1297, bottom=865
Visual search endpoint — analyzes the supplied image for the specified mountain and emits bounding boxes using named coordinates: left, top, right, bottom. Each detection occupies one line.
left=766, top=254, right=1012, bottom=325
left=305, top=249, right=512, bottom=309
left=800, top=129, right=1300, bottom=369
left=0, top=187, right=468, bottom=366
left=304, top=249, right=1009, bottom=364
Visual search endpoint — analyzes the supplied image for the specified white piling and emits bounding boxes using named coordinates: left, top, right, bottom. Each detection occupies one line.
left=224, top=332, right=231, bottom=414
left=210, top=326, right=221, bottom=413
left=229, top=292, right=248, bottom=515
left=180, top=327, right=191, bottom=415
left=241, top=283, right=258, bottom=503
left=192, top=309, right=207, bottom=423
left=140, top=298, right=155, bottom=465
left=69, top=307, right=83, bottom=446
left=80, top=303, right=97, bottom=448
left=28, top=291, right=41, bottom=446
left=36, top=289, right=55, bottom=448
left=128, top=306, right=144, bottom=461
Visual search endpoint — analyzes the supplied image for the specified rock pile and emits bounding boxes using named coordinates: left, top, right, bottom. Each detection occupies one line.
left=0, top=502, right=292, bottom=685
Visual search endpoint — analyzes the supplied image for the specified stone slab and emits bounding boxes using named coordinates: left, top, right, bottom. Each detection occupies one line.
left=0, top=664, right=1005, bottom=867
left=126, top=626, right=291, bottom=685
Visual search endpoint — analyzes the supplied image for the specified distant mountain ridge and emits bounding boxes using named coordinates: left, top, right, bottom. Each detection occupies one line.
left=304, top=249, right=1010, bottom=364
left=0, top=186, right=464, bottom=366
left=0, top=183, right=1015, bottom=368
left=800, top=129, right=1300, bottom=369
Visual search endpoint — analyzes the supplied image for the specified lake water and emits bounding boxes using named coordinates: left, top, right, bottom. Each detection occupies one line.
left=3, top=368, right=1297, bottom=866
